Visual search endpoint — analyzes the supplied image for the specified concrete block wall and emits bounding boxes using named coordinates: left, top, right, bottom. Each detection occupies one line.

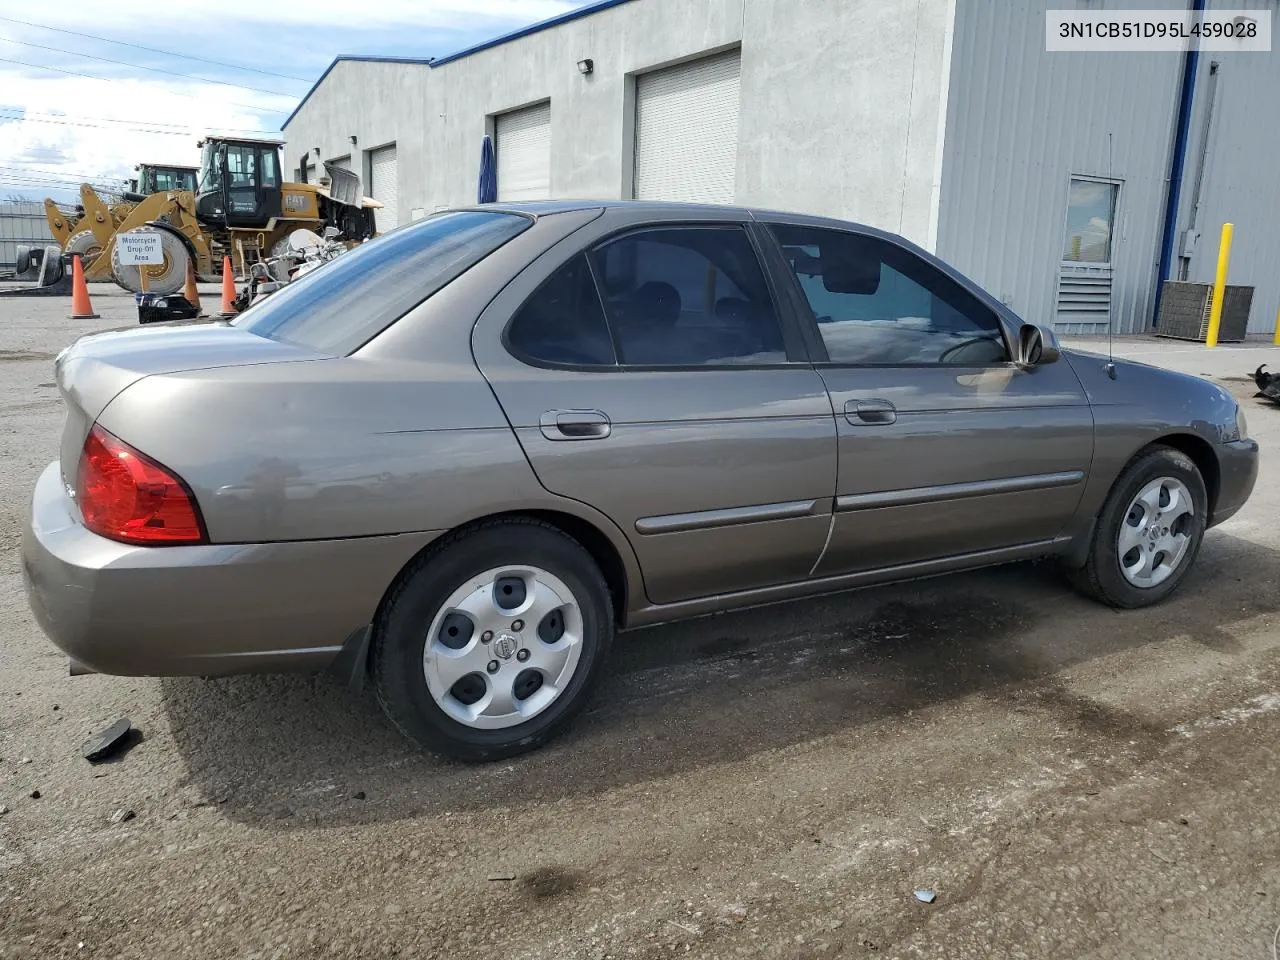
left=283, top=0, right=950, bottom=246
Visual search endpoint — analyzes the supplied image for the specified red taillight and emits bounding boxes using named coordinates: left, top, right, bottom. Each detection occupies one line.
left=76, top=425, right=205, bottom=545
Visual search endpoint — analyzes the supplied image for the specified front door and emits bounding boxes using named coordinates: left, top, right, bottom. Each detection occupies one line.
left=761, top=218, right=1094, bottom=575
left=221, top=143, right=282, bottom=227
left=472, top=212, right=837, bottom=605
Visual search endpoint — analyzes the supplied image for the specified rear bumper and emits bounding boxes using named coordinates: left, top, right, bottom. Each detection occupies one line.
left=22, top=461, right=440, bottom=677
left=1210, top=438, right=1259, bottom=527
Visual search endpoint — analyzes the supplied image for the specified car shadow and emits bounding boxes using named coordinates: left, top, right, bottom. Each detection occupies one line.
left=161, top=529, right=1280, bottom=829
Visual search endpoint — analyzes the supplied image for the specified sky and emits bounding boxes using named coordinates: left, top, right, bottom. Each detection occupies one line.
left=0, top=0, right=592, bottom=203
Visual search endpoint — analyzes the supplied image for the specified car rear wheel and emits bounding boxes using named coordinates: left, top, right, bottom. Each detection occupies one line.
left=373, top=519, right=614, bottom=761
left=1066, top=446, right=1207, bottom=608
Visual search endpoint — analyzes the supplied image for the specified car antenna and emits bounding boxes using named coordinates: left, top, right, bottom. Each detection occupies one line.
left=1105, top=131, right=1117, bottom=380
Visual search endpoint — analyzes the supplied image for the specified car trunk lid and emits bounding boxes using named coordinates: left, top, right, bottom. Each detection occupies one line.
left=55, top=322, right=326, bottom=492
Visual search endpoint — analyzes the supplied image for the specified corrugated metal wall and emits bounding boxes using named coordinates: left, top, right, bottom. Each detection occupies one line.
left=1174, top=0, right=1280, bottom=335
left=0, top=202, right=54, bottom=273
left=936, top=0, right=1186, bottom=334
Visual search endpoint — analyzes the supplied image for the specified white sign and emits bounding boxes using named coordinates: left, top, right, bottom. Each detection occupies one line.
left=116, top=231, right=164, bottom=266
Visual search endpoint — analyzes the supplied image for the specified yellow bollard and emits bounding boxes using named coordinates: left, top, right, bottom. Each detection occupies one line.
left=1205, top=222, right=1233, bottom=347
left=1273, top=303, right=1280, bottom=346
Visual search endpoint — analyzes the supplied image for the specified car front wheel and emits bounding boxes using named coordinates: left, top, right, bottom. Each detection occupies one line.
left=373, top=519, right=614, bottom=762
left=1067, top=445, right=1207, bottom=608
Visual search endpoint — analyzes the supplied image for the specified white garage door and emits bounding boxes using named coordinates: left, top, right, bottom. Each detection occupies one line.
left=370, top=144, right=398, bottom=232
left=328, top=155, right=351, bottom=170
left=634, top=50, right=741, bottom=204
left=496, top=101, right=551, bottom=202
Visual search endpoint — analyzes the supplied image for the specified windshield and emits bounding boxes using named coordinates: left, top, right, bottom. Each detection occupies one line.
left=198, top=142, right=220, bottom=194
left=231, top=210, right=531, bottom=354
left=144, top=168, right=197, bottom=193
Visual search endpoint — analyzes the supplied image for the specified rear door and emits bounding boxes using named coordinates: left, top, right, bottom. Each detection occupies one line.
left=759, top=216, right=1094, bottom=575
left=471, top=208, right=837, bottom=606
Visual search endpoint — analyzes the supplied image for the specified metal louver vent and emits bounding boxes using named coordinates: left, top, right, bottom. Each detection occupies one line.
left=1055, top=263, right=1112, bottom=330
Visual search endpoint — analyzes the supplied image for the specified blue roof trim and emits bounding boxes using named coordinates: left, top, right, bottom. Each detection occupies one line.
left=429, top=0, right=638, bottom=67
left=282, top=55, right=435, bottom=130
left=282, top=0, right=637, bottom=130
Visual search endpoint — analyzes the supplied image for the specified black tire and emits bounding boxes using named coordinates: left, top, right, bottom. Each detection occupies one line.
left=110, top=228, right=189, bottom=295
left=1066, top=446, right=1207, bottom=608
left=373, top=519, right=614, bottom=762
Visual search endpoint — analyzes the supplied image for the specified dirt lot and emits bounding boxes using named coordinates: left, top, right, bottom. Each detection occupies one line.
left=3, top=287, right=1280, bottom=959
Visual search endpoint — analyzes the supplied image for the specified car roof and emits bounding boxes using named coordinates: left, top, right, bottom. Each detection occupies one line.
left=458, top=199, right=880, bottom=234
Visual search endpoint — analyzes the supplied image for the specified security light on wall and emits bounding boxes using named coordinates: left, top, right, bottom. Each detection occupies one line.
left=349, top=135, right=358, bottom=146
left=312, top=147, right=320, bottom=156
left=577, top=58, right=594, bottom=75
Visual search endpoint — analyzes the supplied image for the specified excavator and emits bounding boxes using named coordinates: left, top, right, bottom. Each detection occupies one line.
left=44, top=138, right=381, bottom=295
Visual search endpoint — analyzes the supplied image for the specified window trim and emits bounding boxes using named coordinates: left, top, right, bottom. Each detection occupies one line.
left=501, top=221, right=811, bottom=373
left=757, top=219, right=1016, bottom=370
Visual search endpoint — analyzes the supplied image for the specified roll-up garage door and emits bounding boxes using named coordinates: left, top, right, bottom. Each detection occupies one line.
left=634, top=50, right=741, bottom=204
left=370, top=144, right=398, bottom=232
left=496, top=101, right=552, bottom=201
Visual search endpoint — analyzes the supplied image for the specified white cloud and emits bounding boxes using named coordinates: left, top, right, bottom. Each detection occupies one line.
left=0, top=72, right=281, bottom=201
left=0, top=0, right=583, bottom=201
left=12, top=1, right=579, bottom=31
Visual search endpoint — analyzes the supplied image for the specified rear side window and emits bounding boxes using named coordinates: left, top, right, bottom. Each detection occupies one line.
left=233, top=210, right=531, bottom=354
left=507, top=255, right=616, bottom=365
left=591, top=227, right=786, bottom=366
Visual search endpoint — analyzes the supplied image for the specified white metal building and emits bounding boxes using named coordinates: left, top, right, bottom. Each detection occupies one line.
left=282, top=0, right=1280, bottom=336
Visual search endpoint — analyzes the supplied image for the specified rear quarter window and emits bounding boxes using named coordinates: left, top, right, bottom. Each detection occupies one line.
left=232, top=210, right=531, bottom=355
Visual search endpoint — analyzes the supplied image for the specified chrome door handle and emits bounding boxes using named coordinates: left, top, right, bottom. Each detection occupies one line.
left=845, top=399, right=897, bottom=425
left=539, top=409, right=612, bottom=441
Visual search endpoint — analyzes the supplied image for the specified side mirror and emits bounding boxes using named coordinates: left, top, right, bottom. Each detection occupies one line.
left=1017, top=323, right=1060, bottom=366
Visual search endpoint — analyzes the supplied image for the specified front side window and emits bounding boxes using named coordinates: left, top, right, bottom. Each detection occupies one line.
left=769, top=224, right=1007, bottom=365
left=234, top=210, right=531, bottom=354
left=1062, top=177, right=1118, bottom=263
left=198, top=141, right=221, bottom=193
left=589, top=227, right=785, bottom=366
left=507, top=255, right=615, bottom=366
left=261, top=149, right=279, bottom=188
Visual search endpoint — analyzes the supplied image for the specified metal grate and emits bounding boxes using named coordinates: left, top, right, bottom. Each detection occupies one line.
left=1156, top=281, right=1252, bottom=342
left=1055, top=262, right=1112, bottom=330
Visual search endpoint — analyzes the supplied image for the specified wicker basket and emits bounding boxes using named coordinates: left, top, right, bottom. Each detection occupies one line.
left=1156, top=281, right=1253, bottom=342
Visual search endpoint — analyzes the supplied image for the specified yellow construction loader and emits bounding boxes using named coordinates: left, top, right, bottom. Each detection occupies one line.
left=46, top=140, right=381, bottom=295
left=43, top=164, right=199, bottom=271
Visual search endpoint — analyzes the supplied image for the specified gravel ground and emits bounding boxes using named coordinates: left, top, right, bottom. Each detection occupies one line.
left=3, top=286, right=1280, bottom=959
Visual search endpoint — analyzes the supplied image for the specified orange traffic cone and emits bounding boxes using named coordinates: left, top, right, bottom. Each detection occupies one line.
left=69, top=254, right=99, bottom=320
left=218, top=256, right=238, bottom=317
left=183, top=257, right=202, bottom=314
